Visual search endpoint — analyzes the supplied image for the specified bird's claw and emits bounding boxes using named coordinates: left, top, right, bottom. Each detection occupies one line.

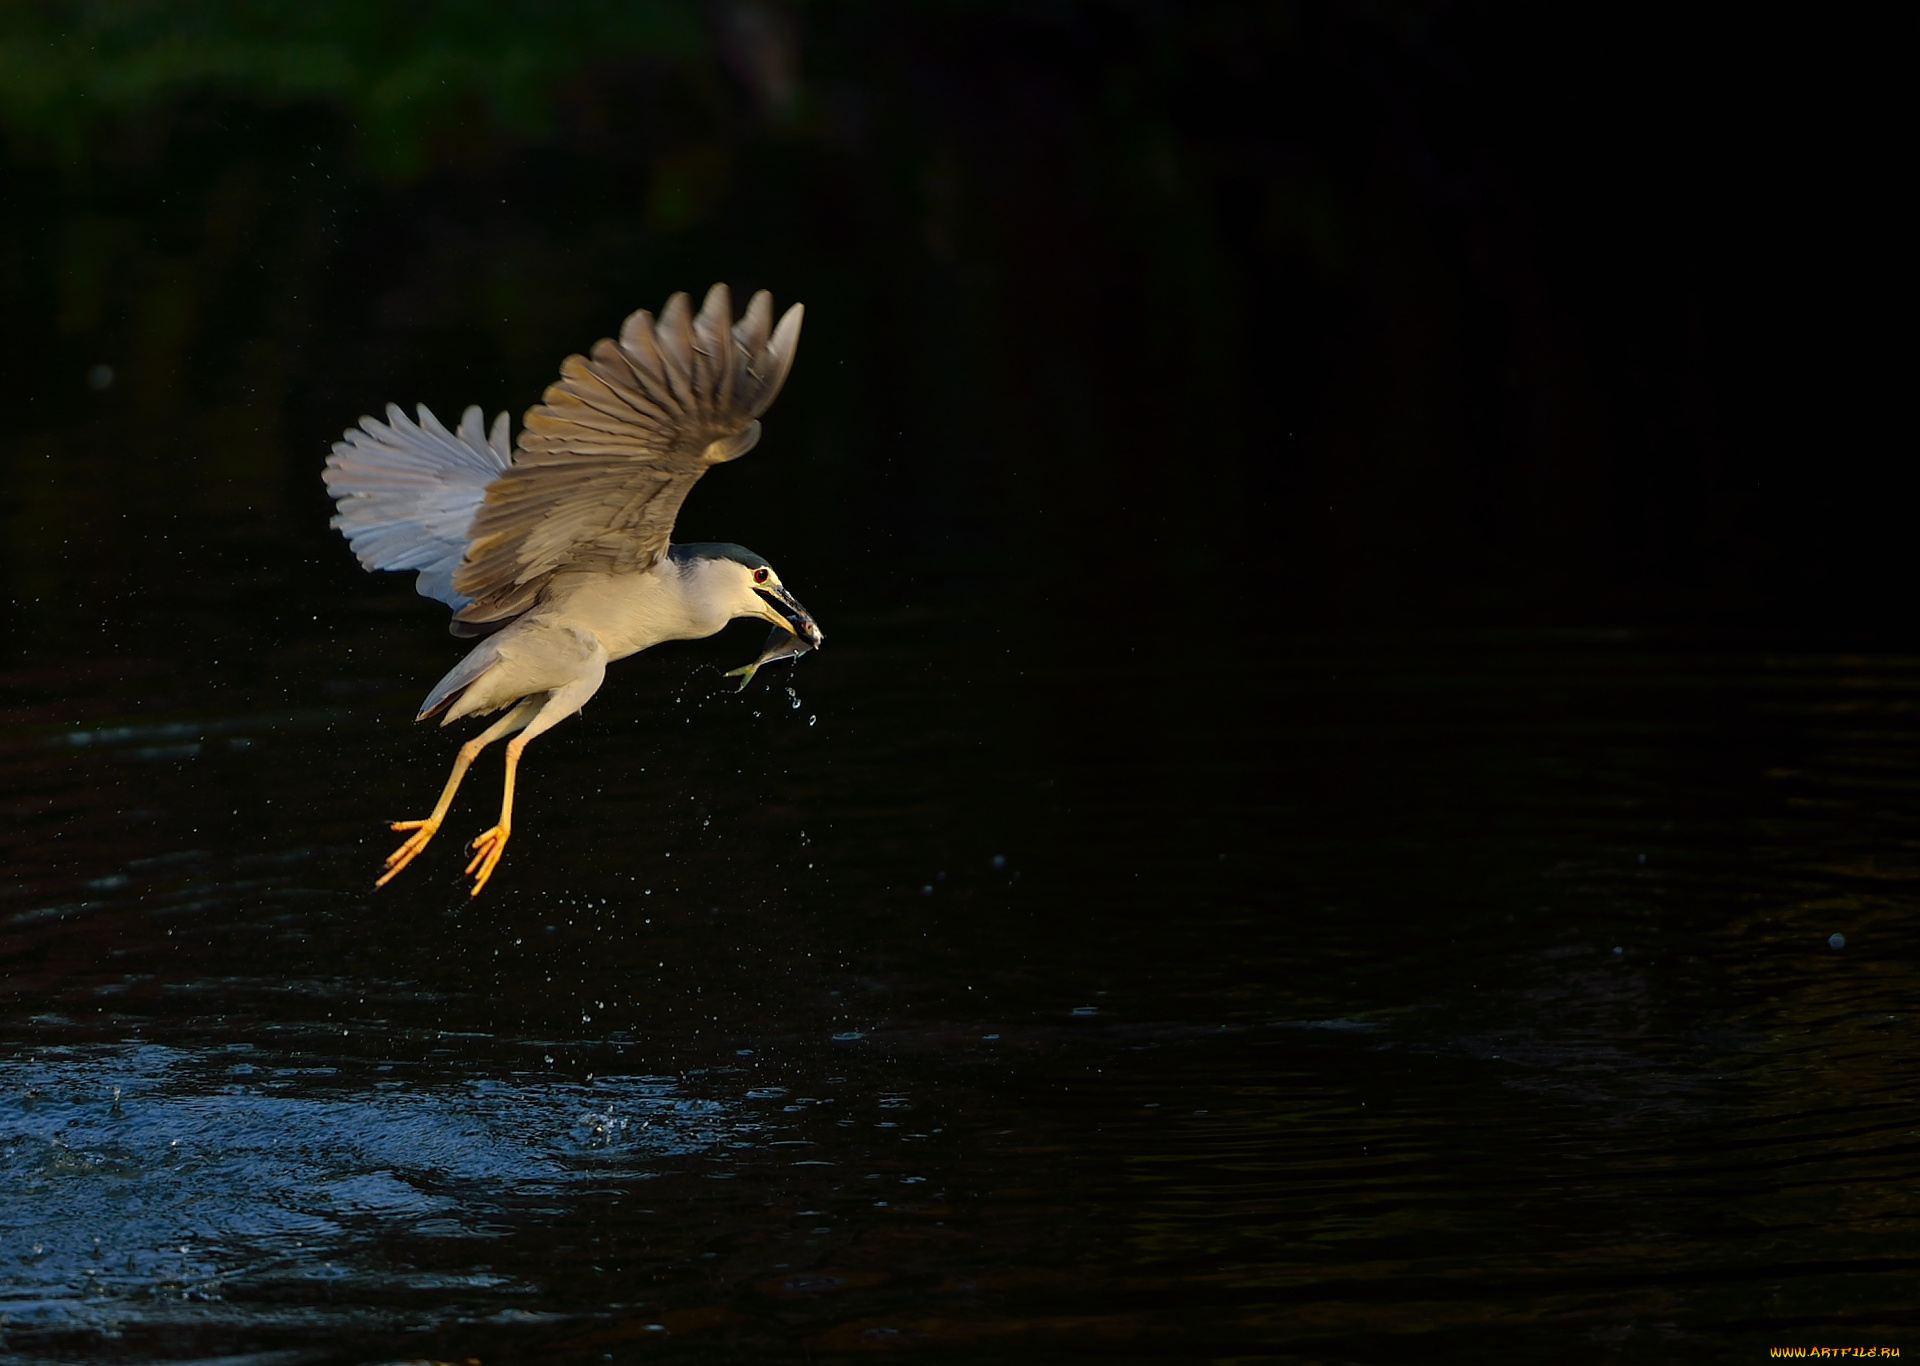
left=465, top=825, right=511, bottom=897
left=375, top=819, right=440, bottom=886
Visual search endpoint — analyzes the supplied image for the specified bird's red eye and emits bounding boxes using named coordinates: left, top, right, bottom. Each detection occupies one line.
left=753, top=568, right=770, bottom=585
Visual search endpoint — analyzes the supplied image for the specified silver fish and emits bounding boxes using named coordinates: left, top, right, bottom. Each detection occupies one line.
left=724, top=625, right=815, bottom=691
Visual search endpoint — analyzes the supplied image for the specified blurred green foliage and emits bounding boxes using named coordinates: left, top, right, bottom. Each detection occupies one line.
left=0, top=1, right=1862, bottom=644
left=0, top=0, right=704, bottom=175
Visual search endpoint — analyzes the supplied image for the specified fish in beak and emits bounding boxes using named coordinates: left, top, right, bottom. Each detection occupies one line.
left=732, top=585, right=822, bottom=691
left=726, top=624, right=816, bottom=691
left=755, top=584, right=824, bottom=648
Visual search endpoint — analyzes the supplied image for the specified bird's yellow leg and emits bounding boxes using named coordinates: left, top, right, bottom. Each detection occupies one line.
left=464, top=733, right=525, bottom=897
left=377, top=747, right=479, bottom=886
left=376, top=700, right=537, bottom=887
left=457, top=671, right=601, bottom=897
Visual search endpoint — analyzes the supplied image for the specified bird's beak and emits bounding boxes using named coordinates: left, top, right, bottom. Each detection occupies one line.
left=756, top=585, right=824, bottom=647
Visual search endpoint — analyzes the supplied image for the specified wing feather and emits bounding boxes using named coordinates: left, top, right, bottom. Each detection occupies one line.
left=584, top=340, right=676, bottom=423
left=733, top=289, right=772, bottom=360
left=450, top=284, right=804, bottom=629
left=616, top=310, right=670, bottom=390
left=324, top=402, right=512, bottom=609
left=654, top=293, right=695, bottom=407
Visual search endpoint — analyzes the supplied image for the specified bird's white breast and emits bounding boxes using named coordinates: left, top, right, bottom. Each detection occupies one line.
left=541, top=564, right=726, bottom=662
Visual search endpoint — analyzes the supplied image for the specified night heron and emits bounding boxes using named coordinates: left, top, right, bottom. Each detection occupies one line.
left=323, top=285, right=821, bottom=895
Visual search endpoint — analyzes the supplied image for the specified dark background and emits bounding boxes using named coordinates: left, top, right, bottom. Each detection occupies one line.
left=2, top=0, right=1910, bottom=651
left=4, top=5, right=1920, bottom=1362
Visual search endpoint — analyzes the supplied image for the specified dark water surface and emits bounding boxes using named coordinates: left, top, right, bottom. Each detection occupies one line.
left=5, top=612, right=1919, bottom=1361
left=3, top=6, right=1911, bottom=1360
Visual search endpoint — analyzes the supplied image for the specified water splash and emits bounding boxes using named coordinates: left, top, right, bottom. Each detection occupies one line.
left=0, top=1045, right=751, bottom=1336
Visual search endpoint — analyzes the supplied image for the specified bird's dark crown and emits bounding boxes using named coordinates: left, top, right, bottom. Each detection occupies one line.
left=669, top=542, right=769, bottom=571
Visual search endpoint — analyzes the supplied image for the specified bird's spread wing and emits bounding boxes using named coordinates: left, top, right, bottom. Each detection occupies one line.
left=324, top=403, right=513, bottom=608
left=449, top=284, right=804, bottom=631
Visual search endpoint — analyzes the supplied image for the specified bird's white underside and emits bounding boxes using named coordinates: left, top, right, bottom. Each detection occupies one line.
left=424, top=557, right=775, bottom=724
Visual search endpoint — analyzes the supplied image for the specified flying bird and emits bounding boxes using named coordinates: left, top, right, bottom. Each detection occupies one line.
left=323, top=285, right=820, bottom=895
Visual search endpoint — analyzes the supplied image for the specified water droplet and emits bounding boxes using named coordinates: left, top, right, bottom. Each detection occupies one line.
left=808, top=715, right=817, bottom=727
left=1830, top=933, right=1846, bottom=950
left=1612, top=946, right=1624, bottom=955
left=990, top=854, right=1006, bottom=869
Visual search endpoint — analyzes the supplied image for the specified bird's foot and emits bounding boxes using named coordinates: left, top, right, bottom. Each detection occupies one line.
left=465, top=824, right=511, bottom=897
left=375, top=818, right=441, bottom=887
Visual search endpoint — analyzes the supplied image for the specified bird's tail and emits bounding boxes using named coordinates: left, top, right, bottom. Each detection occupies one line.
left=417, top=633, right=509, bottom=724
